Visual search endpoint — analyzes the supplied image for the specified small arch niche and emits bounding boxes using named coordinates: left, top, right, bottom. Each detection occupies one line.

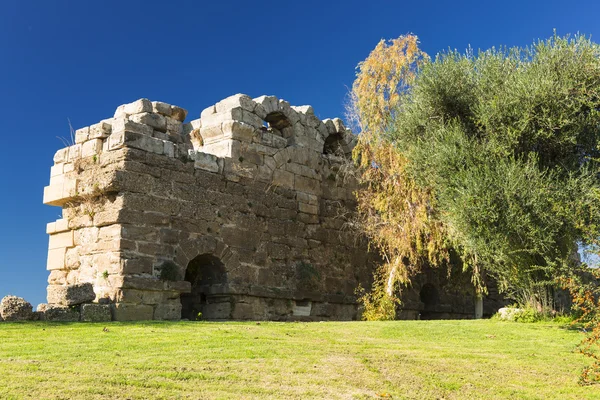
left=264, top=111, right=292, bottom=130
left=323, top=133, right=346, bottom=155
left=180, top=254, right=227, bottom=320
left=263, top=112, right=293, bottom=139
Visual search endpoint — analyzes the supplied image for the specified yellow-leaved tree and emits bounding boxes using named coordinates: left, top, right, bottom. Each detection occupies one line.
left=349, top=35, right=448, bottom=320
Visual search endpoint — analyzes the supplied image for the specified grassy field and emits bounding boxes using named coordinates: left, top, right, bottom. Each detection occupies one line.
left=0, top=320, right=596, bottom=399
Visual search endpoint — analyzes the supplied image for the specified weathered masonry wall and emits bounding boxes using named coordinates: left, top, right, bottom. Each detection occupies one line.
left=43, top=94, right=378, bottom=321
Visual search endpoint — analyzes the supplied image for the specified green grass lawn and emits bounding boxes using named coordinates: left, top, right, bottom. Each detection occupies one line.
left=0, top=320, right=596, bottom=399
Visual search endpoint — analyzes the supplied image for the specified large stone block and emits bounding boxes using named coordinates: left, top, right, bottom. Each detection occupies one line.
left=154, top=300, right=182, bottom=320
left=47, top=283, right=95, bottom=306
left=75, top=127, right=89, bottom=144
left=46, top=247, right=66, bottom=270
left=169, top=106, right=186, bottom=122
left=215, top=94, right=256, bottom=113
left=48, top=231, right=74, bottom=250
left=90, top=121, right=112, bottom=139
left=273, top=169, right=294, bottom=189
left=0, top=296, right=33, bottom=321
left=114, top=99, right=152, bottom=118
left=112, top=303, right=154, bottom=321
left=130, top=112, right=167, bottom=132
left=39, top=304, right=80, bottom=322
left=193, top=151, right=220, bottom=173
left=80, top=303, right=112, bottom=322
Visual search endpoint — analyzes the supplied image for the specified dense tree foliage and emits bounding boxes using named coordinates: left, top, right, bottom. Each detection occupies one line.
left=351, top=34, right=600, bottom=317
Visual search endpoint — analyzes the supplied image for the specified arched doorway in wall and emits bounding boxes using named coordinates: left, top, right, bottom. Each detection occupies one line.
left=180, top=254, right=228, bottom=320
left=419, top=283, right=439, bottom=320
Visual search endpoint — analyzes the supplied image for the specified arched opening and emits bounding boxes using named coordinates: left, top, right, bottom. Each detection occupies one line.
left=264, top=111, right=292, bottom=130
left=180, top=254, right=228, bottom=320
left=419, top=283, right=439, bottom=319
left=323, top=133, right=346, bottom=155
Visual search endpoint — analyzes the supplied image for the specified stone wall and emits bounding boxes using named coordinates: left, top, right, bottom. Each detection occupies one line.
left=43, top=94, right=378, bottom=321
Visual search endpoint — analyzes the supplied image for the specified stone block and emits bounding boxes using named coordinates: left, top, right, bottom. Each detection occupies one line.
left=215, top=94, right=256, bottom=113
left=81, top=139, right=103, bottom=158
left=117, top=289, right=164, bottom=305
left=154, top=300, right=182, bottom=320
left=121, top=131, right=164, bottom=154
left=297, top=192, right=318, bottom=205
left=63, top=177, right=77, bottom=198
left=221, top=226, right=260, bottom=250
left=0, top=296, right=33, bottom=321
left=120, top=257, right=153, bottom=275
left=278, top=100, right=300, bottom=125
left=47, top=247, right=66, bottom=270
left=231, top=302, right=255, bottom=320
left=171, top=106, right=188, bottom=122
left=202, top=140, right=232, bottom=158
left=118, top=99, right=152, bottom=117
left=241, top=110, right=263, bottom=129
left=112, top=303, right=154, bottom=321
left=164, top=280, right=192, bottom=293
left=332, top=118, right=346, bottom=133
left=239, top=149, right=263, bottom=166
left=222, top=120, right=256, bottom=142
left=48, top=231, right=74, bottom=250
left=53, top=148, right=68, bottom=163
left=80, top=303, right=112, bottom=322
left=164, top=141, right=175, bottom=158
left=273, top=169, right=294, bottom=189
left=152, top=101, right=172, bottom=116
left=41, top=305, right=80, bottom=322
left=253, top=95, right=279, bottom=114
left=201, top=108, right=243, bottom=127
left=292, top=105, right=314, bottom=115
left=200, top=104, right=216, bottom=119
left=49, top=174, right=64, bottom=187
left=111, top=119, right=154, bottom=136
left=47, top=283, right=95, bottom=306
left=193, top=151, right=220, bottom=173
left=253, top=103, right=267, bottom=119
left=46, top=222, right=56, bottom=234
left=67, top=144, right=82, bottom=162
left=75, top=127, right=89, bottom=144
left=292, top=301, right=312, bottom=316
left=50, top=164, right=63, bottom=178
left=166, top=117, right=182, bottom=136
left=130, top=112, right=167, bottom=132
left=299, top=202, right=318, bottom=215
left=119, top=276, right=164, bottom=291
left=295, top=175, right=320, bottom=195
left=200, top=123, right=224, bottom=142
left=89, top=121, right=112, bottom=139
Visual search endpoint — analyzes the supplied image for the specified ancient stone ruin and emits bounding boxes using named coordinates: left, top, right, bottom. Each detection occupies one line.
left=43, top=94, right=380, bottom=321
left=41, top=94, right=504, bottom=322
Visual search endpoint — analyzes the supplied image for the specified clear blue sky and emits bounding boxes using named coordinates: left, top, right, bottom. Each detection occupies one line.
left=1, top=0, right=599, bottom=307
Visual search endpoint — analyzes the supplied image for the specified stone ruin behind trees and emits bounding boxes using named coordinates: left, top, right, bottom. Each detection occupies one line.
left=34, top=94, right=503, bottom=322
